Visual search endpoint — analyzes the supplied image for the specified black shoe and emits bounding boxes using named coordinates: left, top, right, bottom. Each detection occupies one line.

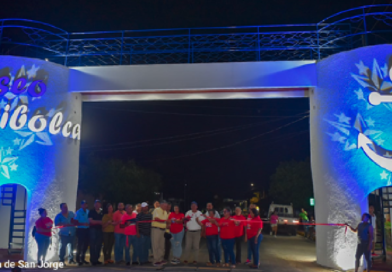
left=96, top=261, right=102, bottom=265
left=126, top=262, right=130, bottom=266
left=60, top=262, right=66, bottom=267
left=69, top=260, right=76, bottom=264
left=78, top=262, right=83, bottom=266
left=82, top=261, right=89, bottom=265
left=132, top=262, right=139, bottom=265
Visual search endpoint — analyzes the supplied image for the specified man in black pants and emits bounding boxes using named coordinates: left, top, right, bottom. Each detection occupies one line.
left=164, top=203, right=172, bottom=262
left=89, top=200, right=104, bottom=265
left=233, top=207, right=246, bottom=264
left=74, top=200, right=90, bottom=266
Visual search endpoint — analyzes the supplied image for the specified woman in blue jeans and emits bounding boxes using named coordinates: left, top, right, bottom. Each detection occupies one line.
left=35, top=208, right=53, bottom=265
left=168, top=205, right=185, bottom=265
left=201, top=209, right=221, bottom=267
left=216, top=207, right=239, bottom=268
left=245, top=208, right=263, bottom=269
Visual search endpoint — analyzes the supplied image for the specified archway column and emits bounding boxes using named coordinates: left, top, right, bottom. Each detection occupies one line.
left=0, top=56, right=82, bottom=262
left=310, top=45, right=392, bottom=270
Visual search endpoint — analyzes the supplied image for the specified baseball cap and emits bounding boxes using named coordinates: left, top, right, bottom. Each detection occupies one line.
left=81, top=200, right=87, bottom=205
left=141, top=202, right=148, bottom=208
left=94, top=199, right=101, bottom=203
left=191, top=201, right=198, bottom=206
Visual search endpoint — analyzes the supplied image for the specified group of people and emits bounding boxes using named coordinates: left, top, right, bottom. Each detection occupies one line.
left=34, top=200, right=263, bottom=269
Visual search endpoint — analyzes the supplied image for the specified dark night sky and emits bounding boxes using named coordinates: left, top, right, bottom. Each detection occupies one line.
left=0, top=0, right=386, bottom=205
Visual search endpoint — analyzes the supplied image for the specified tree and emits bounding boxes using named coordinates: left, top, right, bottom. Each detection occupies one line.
left=79, top=156, right=162, bottom=204
left=269, top=159, right=313, bottom=211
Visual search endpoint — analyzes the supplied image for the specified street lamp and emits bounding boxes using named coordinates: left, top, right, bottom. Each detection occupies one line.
left=251, top=183, right=254, bottom=187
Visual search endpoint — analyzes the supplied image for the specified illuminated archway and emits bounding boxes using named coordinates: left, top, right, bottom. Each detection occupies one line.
left=0, top=56, right=82, bottom=261
left=0, top=45, right=391, bottom=270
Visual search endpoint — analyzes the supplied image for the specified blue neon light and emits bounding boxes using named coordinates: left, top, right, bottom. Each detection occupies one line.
left=0, top=5, right=391, bottom=66
left=321, top=45, right=392, bottom=195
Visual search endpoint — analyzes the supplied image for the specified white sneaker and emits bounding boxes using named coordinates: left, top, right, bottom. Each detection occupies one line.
left=274, top=235, right=277, bottom=238
left=270, top=232, right=272, bottom=236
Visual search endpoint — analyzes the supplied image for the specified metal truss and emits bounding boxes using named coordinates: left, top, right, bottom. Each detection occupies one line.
left=0, top=5, right=391, bottom=66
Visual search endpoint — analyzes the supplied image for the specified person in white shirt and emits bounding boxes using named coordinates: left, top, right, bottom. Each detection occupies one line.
left=205, top=203, right=220, bottom=218
left=183, top=201, right=203, bottom=265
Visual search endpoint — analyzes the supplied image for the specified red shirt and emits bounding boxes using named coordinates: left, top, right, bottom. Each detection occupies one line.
left=35, top=217, right=53, bottom=237
left=168, top=212, right=185, bottom=234
left=122, top=213, right=137, bottom=236
left=113, top=210, right=126, bottom=234
left=218, top=217, right=236, bottom=239
left=246, top=216, right=263, bottom=239
left=232, top=215, right=246, bottom=237
left=201, top=218, right=219, bottom=236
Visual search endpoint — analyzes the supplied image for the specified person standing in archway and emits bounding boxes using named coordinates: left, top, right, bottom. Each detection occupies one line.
left=168, top=205, right=185, bottom=265
left=121, top=204, right=138, bottom=265
left=346, top=213, right=374, bottom=272
left=35, top=208, right=53, bottom=266
left=369, top=205, right=377, bottom=255
left=113, top=202, right=126, bottom=264
left=102, top=204, right=115, bottom=265
left=163, top=203, right=172, bottom=262
left=136, top=202, right=152, bottom=265
left=55, top=203, right=76, bottom=265
left=217, top=207, right=237, bottom=268
left=232, top=207, right=246, bottom=264
left=244, top=208, right=263, bottom=269
left=134, top=204, right=141, bottom=215
left=245, top=203, right=256, bottom=265
left=201, top=209, right=220, bottom=267
left=205, top=203, right=220, bottom=218
left=88, top=200, right=104, bottom=265
left=183, top=201, right=203, bottom=265
left=74, top=200, right=90, bottom=266
left=151, top=200, right=169, bottom=266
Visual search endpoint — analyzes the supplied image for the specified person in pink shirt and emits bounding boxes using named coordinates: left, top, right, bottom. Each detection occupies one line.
left=113, top=203, right=126, bottom=263
left=121, top=204, right=138, bottom=265
left=270, top=212, right=279, bottom=237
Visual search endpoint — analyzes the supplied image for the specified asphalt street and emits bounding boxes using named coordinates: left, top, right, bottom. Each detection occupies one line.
left=16, top=235, right=336, bottom=272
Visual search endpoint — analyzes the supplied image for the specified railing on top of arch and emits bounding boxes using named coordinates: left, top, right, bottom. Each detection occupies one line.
left=317, top=4, right=392, bottom=60
left=0, top=4, right=391, bottom=66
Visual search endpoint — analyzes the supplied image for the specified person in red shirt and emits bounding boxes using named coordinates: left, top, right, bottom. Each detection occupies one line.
left=121, top=204, right=138, bottom=265
left=34, top=208, right=53, bottom=265
left=244, top=208, right=263, bottom=269
left=113, top=203, right=126, bottom=264
left=245, top=203, right=257, bottom=265
left=216, top=207, right=238, bottom=268
left=168, top=205, right=185, bottom=265
left=232, top=207, right=246, bottom=264
left=201, top=210, right=221, bottom=267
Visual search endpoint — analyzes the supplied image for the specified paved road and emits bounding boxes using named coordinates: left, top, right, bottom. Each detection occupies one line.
left=19, top=235, right=337, bottom=272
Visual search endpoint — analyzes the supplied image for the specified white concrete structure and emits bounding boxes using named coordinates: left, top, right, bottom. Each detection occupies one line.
left=0, top=45, right=391, bottom=270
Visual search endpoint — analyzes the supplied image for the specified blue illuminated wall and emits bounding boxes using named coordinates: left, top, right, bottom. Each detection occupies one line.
left=0, top=56, right=81, bottom=261
left=311, top=44, right=392, bottom=270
